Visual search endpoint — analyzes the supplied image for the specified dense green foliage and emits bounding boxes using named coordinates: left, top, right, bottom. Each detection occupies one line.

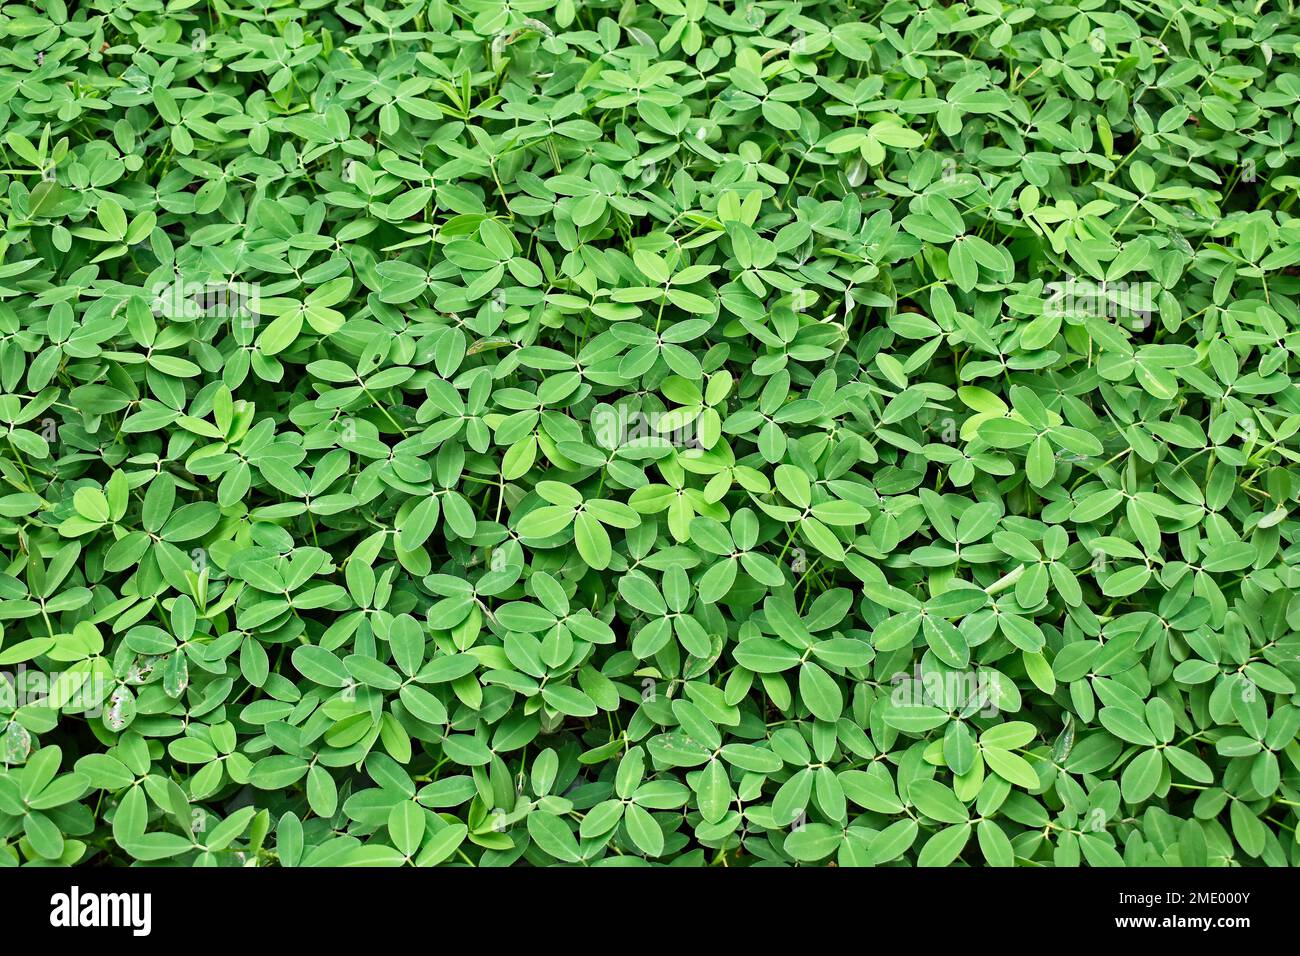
left=1, top=0, right=1299, bottom=868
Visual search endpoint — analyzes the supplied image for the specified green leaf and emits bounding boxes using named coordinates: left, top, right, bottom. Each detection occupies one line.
left=798, top=661, right=842, bottom=722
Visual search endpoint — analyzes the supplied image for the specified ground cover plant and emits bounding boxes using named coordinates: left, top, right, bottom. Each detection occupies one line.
left=0, top=0, right=1298, bottom=869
